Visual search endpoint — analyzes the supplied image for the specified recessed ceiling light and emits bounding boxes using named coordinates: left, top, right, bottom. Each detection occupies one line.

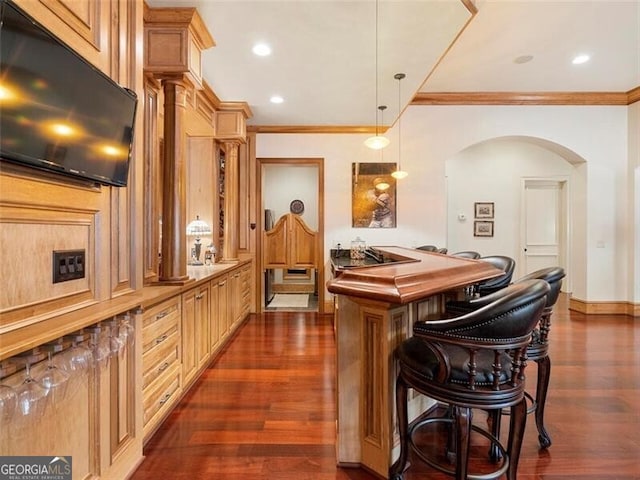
left=572, top=54, right=590, bottom=65
left=252, top=43, right=271, bottom=56
left=514, top=55, right=534, bottom=64
left=270, top=95, right=284, bottom=104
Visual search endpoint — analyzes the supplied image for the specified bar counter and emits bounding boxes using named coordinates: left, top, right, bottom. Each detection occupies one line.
left=326, top=247, right=502, bottom=477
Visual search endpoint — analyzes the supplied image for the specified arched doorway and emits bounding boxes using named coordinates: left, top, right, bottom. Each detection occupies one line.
left=445, top=135, right=587, bottom=292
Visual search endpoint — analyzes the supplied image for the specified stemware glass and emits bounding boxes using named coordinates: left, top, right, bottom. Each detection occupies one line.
left=63, top=333, right=94, bottom=373
left=15, top=354, right=49, bottom=419
left=107, top=321, right=125, bottom=357
left=39, top=348, right=70, bottom=409
left=117, top=313, right=135, bottom=349
left=89, top=328, right=111, bottom=370
left=0, top=383, right=17, bottom=426
left=56, top=333, right=93, bottom=398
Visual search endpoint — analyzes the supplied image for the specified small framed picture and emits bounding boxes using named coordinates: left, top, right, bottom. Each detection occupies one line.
left=474, top=220, right=494, bottom=237
left=474, top=202, right=494, bottom=219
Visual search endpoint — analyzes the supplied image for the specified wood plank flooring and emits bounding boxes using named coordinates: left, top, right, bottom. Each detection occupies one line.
left=130, top=295, right=640, bottom=479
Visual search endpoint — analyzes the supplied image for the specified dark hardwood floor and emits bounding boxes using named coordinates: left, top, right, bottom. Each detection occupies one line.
left=130, top=295, right=640, bottom=480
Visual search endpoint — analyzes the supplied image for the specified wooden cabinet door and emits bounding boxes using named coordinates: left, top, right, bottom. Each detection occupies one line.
left=209, top=280, right=221, bottom=352
left=230, top=270, right=242, bottom=328
left=181, top=289, right=198, bottom=385
left=217, top=274, right=230, bottom=340
left=195, top=285, right=210, bottom=368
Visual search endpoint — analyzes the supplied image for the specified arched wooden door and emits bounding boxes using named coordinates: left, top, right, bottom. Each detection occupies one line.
left=264, top=213, right=317, bottom=269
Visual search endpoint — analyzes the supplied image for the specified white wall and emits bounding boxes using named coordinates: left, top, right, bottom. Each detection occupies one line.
left=630, top=102, right=640, bottom=303
left=256, top=104, right=635, bottom=304
left=263, top=164, right=318, bottom=230
left=446, top=138, right=577, bottom=281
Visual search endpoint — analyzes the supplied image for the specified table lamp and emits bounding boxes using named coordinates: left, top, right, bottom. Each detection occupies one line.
left=186, top=215, right=212, bottom=265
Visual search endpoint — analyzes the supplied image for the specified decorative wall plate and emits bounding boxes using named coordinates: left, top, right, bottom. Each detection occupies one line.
left=290, top=199, right=305, bottom=214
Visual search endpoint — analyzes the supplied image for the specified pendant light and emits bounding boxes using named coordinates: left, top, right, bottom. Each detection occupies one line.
left=391, top=72, right=408, bottom=180
left=364, top=0, right=390, bottom=150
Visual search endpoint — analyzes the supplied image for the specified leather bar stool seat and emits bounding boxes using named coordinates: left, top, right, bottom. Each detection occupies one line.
left=473, top=256, right=516, bottom=296
left=450, top=251, right=481, bottom=259
left=446, top=266, right=566, bottom=448
left=390, top=280, right=549, bottom=480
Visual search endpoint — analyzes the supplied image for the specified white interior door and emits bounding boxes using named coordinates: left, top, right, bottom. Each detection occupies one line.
left=521, top=179, right=567, bottom=281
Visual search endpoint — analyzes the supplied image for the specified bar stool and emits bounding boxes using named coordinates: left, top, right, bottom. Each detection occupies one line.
left=450, top=251, right=481, bottom=259
left=473, top=256, right=516, bottom=296
left=389, top=280, right=549, bottom=480
left=446, top=266, right=566, bottom=449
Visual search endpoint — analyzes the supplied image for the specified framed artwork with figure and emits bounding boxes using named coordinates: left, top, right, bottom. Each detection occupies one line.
left=352, top=162, right=397, bottom=228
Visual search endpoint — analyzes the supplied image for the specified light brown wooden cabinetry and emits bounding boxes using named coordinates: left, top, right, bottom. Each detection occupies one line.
left=240, top=264, right=252, bottom=320
left=209, top=279, right=221, bottom=352
left=141, top=297, right=182, bottom=440
left=181, top=284, right=210, bottom=387
left=216, top=274, right=230, bottom=339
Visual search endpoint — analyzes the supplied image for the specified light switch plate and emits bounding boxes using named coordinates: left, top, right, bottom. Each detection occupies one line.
left=53, top=250, right=86, bottom=283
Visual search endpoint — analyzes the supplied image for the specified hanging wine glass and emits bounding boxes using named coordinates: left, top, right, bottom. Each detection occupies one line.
left=15, top=352, right=49, bottom=420
left=117, top=313, right=135, bottom=349
left=39, top=347, right=70, bottom=410
left=106, top=320, right=125, bottom=357
left=88, top=327, right=110, bottom=370
left=0, top=383, right=17, bottom=427
left=59, top=332, right=94, bottom=374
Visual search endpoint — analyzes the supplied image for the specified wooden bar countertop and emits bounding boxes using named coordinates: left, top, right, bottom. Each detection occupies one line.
left=326, top=246, right=503, bottom=304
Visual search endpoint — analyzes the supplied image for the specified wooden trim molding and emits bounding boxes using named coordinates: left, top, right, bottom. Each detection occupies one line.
left=411, top=91, right=633, bottom=106
left=250, top=125, right=386, bottom=134
left=460, top=0, right=478, bottom=15
left=627, top=86, right=640, bottom=104
left=569, top=297, right=639, bottom=317
left=251, top=86, right=639, bottom=134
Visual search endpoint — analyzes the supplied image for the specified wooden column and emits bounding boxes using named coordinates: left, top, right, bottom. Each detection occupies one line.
left=160, top=77, right=189, bottom=282
left=223, top=141, right=240, bottom=261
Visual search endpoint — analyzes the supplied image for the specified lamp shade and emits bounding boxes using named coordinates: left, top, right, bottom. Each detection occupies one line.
left=364, top=135, right=390, bottom=150
left=186, top=216, right=212, bottom=236
left=391, top=169, right=408, bottom=180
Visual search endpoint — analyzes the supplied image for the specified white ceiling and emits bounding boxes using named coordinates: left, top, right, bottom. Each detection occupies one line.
left=145, top=0, right=640, bottom=128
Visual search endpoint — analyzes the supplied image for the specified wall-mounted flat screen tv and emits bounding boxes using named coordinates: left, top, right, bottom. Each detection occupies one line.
left=0, top=0, right=138, bottom=187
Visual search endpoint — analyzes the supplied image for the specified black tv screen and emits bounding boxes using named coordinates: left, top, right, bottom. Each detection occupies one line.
left=0, top=0, right=138, bottom=187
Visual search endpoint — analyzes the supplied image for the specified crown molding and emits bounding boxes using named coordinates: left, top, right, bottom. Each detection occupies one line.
left=250, top=88, right=640, bottom=134
left=412, top=90, right=640, bottom=106
left=249, top=125, right=388, bottom=134
left=411, top=91, right=627, bottom=105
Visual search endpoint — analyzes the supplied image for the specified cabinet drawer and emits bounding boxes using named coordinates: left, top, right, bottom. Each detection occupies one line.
left=142, top=297, right=181, bottom=353
left=142, top=332, right=180, bottom=390
left=143, top=362, right=181, bottom=432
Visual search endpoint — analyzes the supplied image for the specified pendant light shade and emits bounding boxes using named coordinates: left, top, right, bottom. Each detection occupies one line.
left=364, top=135, right=390, bottom=150
left=391, top=72, right=408, bottom=180
left=365, top=105, right=390, bottom=150
left=391, top=169, right=408, bottom=180
left=364, top=0, right=389, bottom=150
